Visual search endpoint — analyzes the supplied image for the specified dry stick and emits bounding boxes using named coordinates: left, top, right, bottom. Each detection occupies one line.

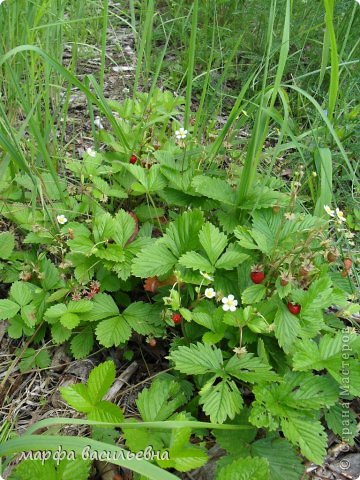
left=104, top=361, right=139, bottom=401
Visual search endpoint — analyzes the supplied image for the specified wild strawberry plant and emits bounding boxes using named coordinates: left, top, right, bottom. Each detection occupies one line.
left=0, top=90, right=358, bottom=479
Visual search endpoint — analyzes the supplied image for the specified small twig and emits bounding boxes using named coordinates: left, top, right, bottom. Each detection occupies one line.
left=104, top=362, right=138, bottom=401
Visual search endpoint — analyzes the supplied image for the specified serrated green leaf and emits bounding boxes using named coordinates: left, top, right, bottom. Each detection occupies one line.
left=67, top=236, right=95, bottom=255
left=95, top=244, right=125, bottom=262
left=0, top=299, right=20, bottom=320
left=178, top=251, right=213, bottom=273
left=122, top=302, right=160, bottom=335
left=137, top=376, right=191, bottom=422
left=44, top=303, right=68, bottom=323
left=216, top=457, right=270, bottom=480
left=192, top=176, right=235, bottom=205
left=86, top=293, right=119, bottom=321
left=225, top=354, right=278, bottom=383
left=199, top=223, right=228, bottom=265
left=7, top=315, right=34, bottom=339
left=251, top=437, right=304, bottom=480
left=281, top=416, right=327, bottom=465
left=68, top=300, right=93, bottom=314
left=58, top=457, right=92, bottom=480
left=87, top=400, right=124, bottom=422
left=113, top=209, right=136, bottom=246
left=215, top=246, right=249, bottom=270
left=325, top=404, right=357, bottom=444
left=0, top=232, right=15, bottom=259
left=60, top=384, right=93, bottom=413
left=169, top=343, right=223, bottom=375
left=200, top=379, right=243, bottom=423
left=132, top=243, right=177, bottom=277
left=60, top=312, right=80, bottom=329
left=88, top=360, right=115, bottom=403
left=70, top=327, right=94, bottom=360
left=92, top=212, right=115, bottom=243
left=95, top=316, right=132, bottom=347
left=51, top=322, right=72, bottom=344
left=274, top=302, right=300, bottom=353
left=241, top=284, right=266, bottom=304
left=163, top=209, right=204, bottom=257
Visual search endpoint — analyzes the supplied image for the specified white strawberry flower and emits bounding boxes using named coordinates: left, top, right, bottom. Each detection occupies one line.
left=56, top=214, right=68, bottom=225
left=324, top=205, right=335, bottom=217
left=335, top=208, right=346, bottom=223
left=204, top=288, right=216, bottom=299
left=86, top=147, right=96, bottom=157
left=222, top=294, right=238, bottom=312
left=175, top=127, right=188, bottom=140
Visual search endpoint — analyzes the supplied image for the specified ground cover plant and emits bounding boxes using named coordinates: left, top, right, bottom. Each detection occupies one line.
left=0, top=0, right=359, bottom=479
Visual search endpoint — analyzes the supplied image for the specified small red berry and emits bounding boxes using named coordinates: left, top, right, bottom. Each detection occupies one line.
left=148, top=338, right=157, bottom=347
left=171, top=313, right=182, bottom=324
left=287, top=302, right=301, bottom=315
left=129, top=154, right=137, bottom=164
left=251, top=271, right=265, bottom=284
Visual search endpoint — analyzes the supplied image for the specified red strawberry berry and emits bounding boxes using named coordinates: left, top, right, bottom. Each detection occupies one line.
left=147, top=338, right=157, bottom=347
left=287, top=302, right=301, bottom=315
left=251, top=271, right=265, bottom=284
left=129, top=154, right=137, bottom=164
left=171, top=313, right=182, bottom=324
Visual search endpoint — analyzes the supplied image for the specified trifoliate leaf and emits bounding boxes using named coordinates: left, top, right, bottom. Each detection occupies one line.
left=136, top=375, right=192, bottom=422
left=87, top=360, right=115, bottom=403
left=169, top=342, right=223, bottom=375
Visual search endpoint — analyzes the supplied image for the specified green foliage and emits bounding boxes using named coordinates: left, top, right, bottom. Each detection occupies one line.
left=9, top=457, right=91, bottom=480
left=60, top=360, right=124, bottom=423
left=0, top=22, right=358, bottom=477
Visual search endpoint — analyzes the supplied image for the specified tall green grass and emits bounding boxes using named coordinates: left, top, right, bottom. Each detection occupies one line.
left=0, top=0, right=358, bottom=215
